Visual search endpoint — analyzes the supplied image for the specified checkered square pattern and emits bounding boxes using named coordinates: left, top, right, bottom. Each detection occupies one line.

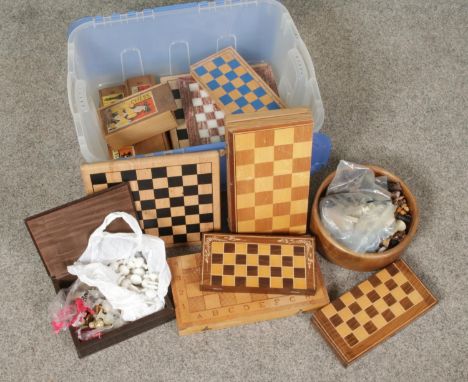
left=160, top=74, right=190, bottom=148
left=178, top=64, right=279, bottom=147
left=230, top=123, right=313, bottom=233
left=201, top=235, right=315, bottom=294
left=81, top=154, right=220, bottom=246
left=313, top=260, right=437, bottom=365
left=320, top=263, right=424, bottom=347
left=179, top=78, right=226, bottom=145
left=191, top=47, right=284, bottom=114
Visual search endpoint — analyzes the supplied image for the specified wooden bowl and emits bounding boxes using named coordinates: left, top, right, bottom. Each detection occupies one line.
left=310, top=165, right=419, bottom=272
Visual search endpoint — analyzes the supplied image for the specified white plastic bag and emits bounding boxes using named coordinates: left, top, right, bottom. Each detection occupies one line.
left=67, top=212, right=171, bottom=321
left=320, top=161, right=397, bottom=253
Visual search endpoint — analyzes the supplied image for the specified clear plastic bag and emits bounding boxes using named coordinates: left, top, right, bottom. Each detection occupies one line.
left=320, top=160, right=397, bottom=253
left=49, top=280, right=124, bottom=341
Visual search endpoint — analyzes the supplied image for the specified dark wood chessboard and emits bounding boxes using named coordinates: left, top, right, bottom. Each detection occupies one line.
left=200, top=234, right=316, bottom=295
left=313, top=260, right=437, bottom=366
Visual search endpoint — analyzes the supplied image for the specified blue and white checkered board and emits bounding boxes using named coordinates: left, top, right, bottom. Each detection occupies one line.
left=191, top=47, right=284, bottom=115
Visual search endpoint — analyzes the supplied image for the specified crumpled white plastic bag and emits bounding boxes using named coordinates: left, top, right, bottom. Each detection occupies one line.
left=67, top=212, right=171, bottom=321
left=320, top=161, right=397, bottom=253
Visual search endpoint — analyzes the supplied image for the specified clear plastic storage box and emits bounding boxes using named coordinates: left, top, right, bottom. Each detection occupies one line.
left=67, top=0, right=329, bottom=169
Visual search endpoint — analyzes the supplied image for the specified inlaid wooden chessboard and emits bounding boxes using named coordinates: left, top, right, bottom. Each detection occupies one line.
left=200, top=234, right=316, bottom=295
left=80, top=152, right=221, bottom=246
left=226, top=108, right=313, bottom=234
left=313, top=260, right=437, bottom=366
left=191, top=47, right=284, bottom=115
left=179, top=63, right=280, bottom=146
left=168, top=253, right=329, bottom=335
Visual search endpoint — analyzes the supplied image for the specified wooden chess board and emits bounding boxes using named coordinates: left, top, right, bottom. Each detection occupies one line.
left=313, top=260, right=437, bottom=366
left=191, top=47, right=284, bottom=115
left=179, top=63, right=280, bottom=146
left=159, top=74, right=190, bottom=148
left=200, top=234, right=316, bottom=295
left=168, top=253, right=329, bottom=335
left=81, top=151, right=221, bottom=246
left=226, top=108, right=313, bottom=234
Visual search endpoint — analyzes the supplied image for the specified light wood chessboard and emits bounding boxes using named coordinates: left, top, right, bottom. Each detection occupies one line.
left=226, top=108, right=313, bottom=234
left=313, top=260, right=437, bottom=366
left=168, top=253, right=329, bottom=335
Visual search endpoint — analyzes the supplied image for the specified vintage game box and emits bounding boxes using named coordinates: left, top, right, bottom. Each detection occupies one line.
left=126, top=76, right=172, bottom=155
left=80, top=151, right=221, bottom=247
left=226, top=108, right=313, bottom=234
left=125, top=75, right=156, bottom=94
left=200, top=234, right=316, bottom=295
left=99, top=83, right=178, bottom=149
left=313, top=260, right=437, bottom=366
left=99, top=85, right=128, bottom=107
left=25, top=184, right=175, bottom=358
left=168, top=253, right=328, bottom=335
left=191, top=47, right=285, bottom=114
left=110, top=145, right=136, bottom=159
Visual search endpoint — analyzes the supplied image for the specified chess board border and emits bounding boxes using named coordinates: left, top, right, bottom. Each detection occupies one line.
left=80, top=151, right=221, bottom=247
left=312, top=260, right=437, bottom=366
left=190, top=47, right=285, bottom=114
left=226, top=108, right=313, bottom=233
left=168, top=253, right=329, bottom=336
left=200, top=233, right=316, bottom=295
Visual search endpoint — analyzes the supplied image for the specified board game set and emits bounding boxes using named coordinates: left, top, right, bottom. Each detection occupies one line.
left=25, top=47, right=436, bottom=363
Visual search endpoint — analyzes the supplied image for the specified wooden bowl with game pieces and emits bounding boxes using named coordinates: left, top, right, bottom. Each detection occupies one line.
left=310, top=165, right=419, bottom=272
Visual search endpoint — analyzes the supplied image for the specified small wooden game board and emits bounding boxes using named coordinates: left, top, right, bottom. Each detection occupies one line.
left=168, top=253, right=329, bottom=335
left=160, top=74, right=190, bottom=149
left=226, top=108, right=313, bottom=234
left=200, top=234, right=316, bottom=295
left=81, top=151, right=221, bottom=246
left=191, top=47, right=285, bottom=115
left=179, top=63, right=280, bottom=146
left=313, top=260, right=437, bottom=366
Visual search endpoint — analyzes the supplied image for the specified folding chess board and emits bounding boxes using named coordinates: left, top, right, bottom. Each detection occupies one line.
left=168, top=253, right=329, bottom=335
left=200, top=234, right=316, bottom=295
left=191, top=47, right=285, bottom=115
left=159, top=74, right=190, bottom=148
left=179, top=77, right=225, bottom=145
left=313, top=260, right=437, bottom=366
left=226, top=108, right=313, bottom=233
left=81, top=152, right=221, bottom=246
left=179, top=63, right=280, bottom=146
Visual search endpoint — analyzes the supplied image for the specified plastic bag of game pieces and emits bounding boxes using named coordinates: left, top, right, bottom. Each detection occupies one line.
left=67, top=212, right=171, bottom=321
left=320, top=160, right=397, bottom=253
left=49, top=280, right=124, bottom=341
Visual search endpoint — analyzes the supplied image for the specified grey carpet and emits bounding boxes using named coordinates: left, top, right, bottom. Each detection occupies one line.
left=1, top=0, right=466, bottom=381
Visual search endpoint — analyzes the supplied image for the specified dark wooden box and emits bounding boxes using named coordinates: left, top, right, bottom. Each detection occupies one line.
left=25, top=183, right=175, bottom=358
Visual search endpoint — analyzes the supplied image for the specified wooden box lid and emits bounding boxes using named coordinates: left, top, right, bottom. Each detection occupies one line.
left=25, top=183, right=137, bottom=280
